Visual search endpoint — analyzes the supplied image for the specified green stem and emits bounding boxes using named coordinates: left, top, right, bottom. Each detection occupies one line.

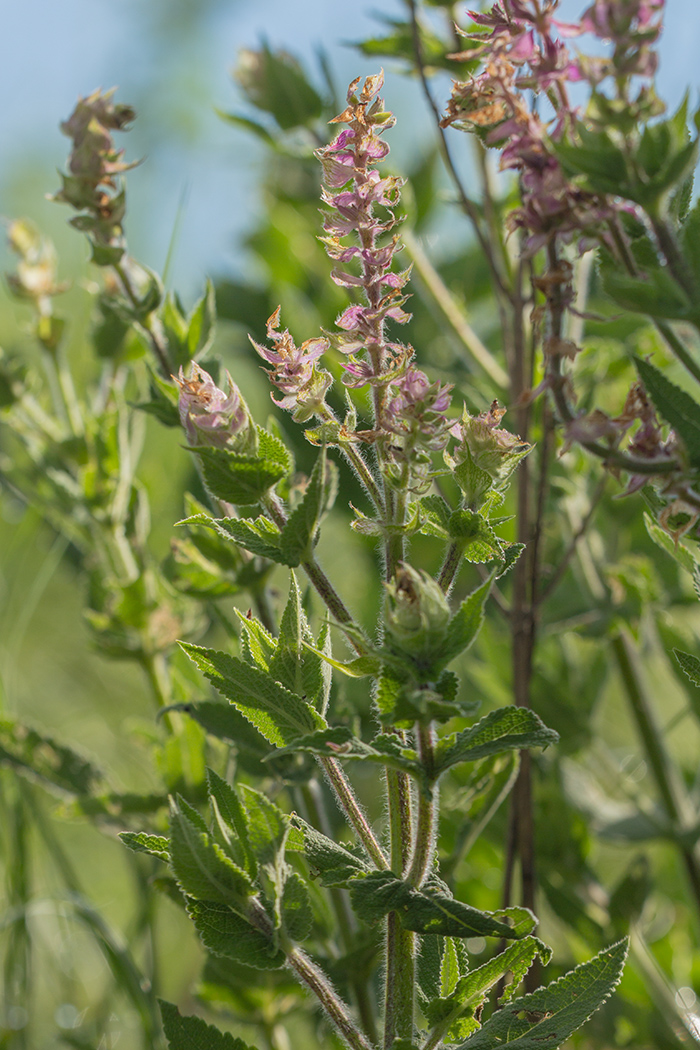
left=437, top=539, right=467, bottom=594
left=406, top=724, right=436, bottom=889
left=611, top=630, right=700, bottom=920
left=384, top=762, right=415, bottom=1048
left=321, top=756, right=389, bottom=871
left=114, top=261, right=172, bottom=377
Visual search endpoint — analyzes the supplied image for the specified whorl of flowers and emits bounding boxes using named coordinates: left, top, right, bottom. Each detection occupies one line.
left=52, top=89, right=136, bottom=259
left=384, top=367, right=454, bottom=491
left=175, top=363, right=256, bottom=452
left=315, top=72, right=412, bottom=396
left=448, top=401, right=531, bottom=487
left=250, top=307, right=332, bottom=423
left=443, top=0, right=663, bottom=255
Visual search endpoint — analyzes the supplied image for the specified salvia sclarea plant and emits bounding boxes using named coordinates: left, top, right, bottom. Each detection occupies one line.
left=6, top=0, right=700, bottom=1047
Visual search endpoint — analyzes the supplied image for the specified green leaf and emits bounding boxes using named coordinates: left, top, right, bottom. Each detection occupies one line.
left=235, top=45, right=323, bottom=131
left=180, top=642, right=325, bottom=747
left=179, top=513, right=284, bottom=563
left=169, top=797, right=256, bottom=906
left=681, top=198, right=700, bottom=289
left=187, top=899, right=285, bottom=969
left=216, top=109, right=277, bottom=146
left=603, top=267, right=690, bottom=320
left=159, top=999, right=258, bottom=1050
left=635, top=356, right=700, bottom=465
left=425, top=938, right=552, bottom=1044
left=287, top=816, right=369, bottom=886
left=120, top=831, right=170, bottom=862
left=281, top=872, right=313, bottom=941
left=279, top=447, right=337, bottom=565
left=351, top=17, right=464, bottom=74
left=436, top=707, right=558, bottom=777
left=437, top=575, right=494, bottom=669
left=194, top=446, right=286, bottom=506
left=268, top=572, right=324, bottom=703
left=0, top=719, right=104, bottom=797
left=349, top=873, right=528, bottom=940
left=674, top=648, right=700, bottom=687
left=207, top=769, right=257, bottom=879
left=456, top=939, right=628, bottom=1049
left=257, top=427, right=292, bottom=472
left=302, top=641, right=380, bottom=679
left=237, top=784, right=288, bottom=869
left=186, top=280, right=217, bottom=360
left=643, top=512, right=697, bottom=573
left=555, top=124, right=630, bottom=197
left=270, top=725, right=421, bottom=778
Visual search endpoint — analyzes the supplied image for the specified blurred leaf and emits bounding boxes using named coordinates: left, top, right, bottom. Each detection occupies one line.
left=159, top=999, right=258, bottom=1049
left=635, top=356, right=700, bottom=465
left=234, top=46, right=323, bottom=130
left=0, top=719, right=104, bottom=797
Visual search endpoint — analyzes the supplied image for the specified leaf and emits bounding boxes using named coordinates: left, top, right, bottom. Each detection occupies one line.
left=169, top=796, right=256, bottom=906
left=237, top=784, right=288, bottom=869
left=207, top=769, right=257, bottom=879
left=187, top=899, right=285, bottom=969
left=603, top=267, right=691, bottom=320
left=349, top=872, right=528, bottom=940
left=279, top=447, right=337, bottom=565
left=235, top=45, right=323, bottom=130
left=120, top=831, right=170, bottom=862
left=194, top=446, right=286, bottom=506
left=674, top=648, right=700, bottom=687
left=455, top=939, right=628, bottom=1049
left=425, top=938, right=552, bottom=1043
left=287, top=816, right=369, bottom=886
left=437, top=575, right=494, bottom=670
left=436, top=707, right=558, bottom=777
left=281, top=872, right=313, bottom=941
left=643, top=512, right=696, bottom=573
left=0, top=719, right=104, bottom=797
left=268, top=572, right=324, bottom=704
left=302, top=642, right=380, bottom=679
left=256, top=427, right=292, bottom=472
left=635, top=356, right=700, bottom=467
left=186, top=280, right=217, bottom=360
left=270, top=725, right=421, bottom=778
left=159, top=999, right=258, bottom=1050
left=179, top=513, right=284, bottom=563
left=180, top=642, right=325, bottom=747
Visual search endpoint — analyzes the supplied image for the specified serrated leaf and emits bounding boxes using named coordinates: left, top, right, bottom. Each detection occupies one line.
left=437, top=575, right=494, bottom=669
left=119, top=831, right=170, bottom=862
left=237, top=784, right=288, bottom=869
left=186, top=280, right=216, bottom=360
left=0, top=719, right=104, bottom=797
left=270, top=725, right=421, bottom=778
left=180, top=642, right=325, bottom=747
left=424, top=938, right=551, bottom=1046
left=159, top=999, right=257, bottom=1050
left=256, top=427, right=292, bottom=471
left=207, top=769, right=257, bottom=879
left=635, top=356, right=700, bottom=466
left=281, top=872, right=313, bottom=941
left=674, top=648, right=700, bottom=687
left=287, top=816, right=369, bottom=886
left=436, top=707, right=558, bottom=777
left=169, top=797, right=256, bottom=906
left=268, top=572, right=324, bottom=703
left=279, top=447, right=337, bottom=565
left=179, top=513, right=284, bottom=563
left=643, top=512, right=696, bottom=572
left=454, top=939, right=628, bottom=1049
left=301, top=641, right=379, bottom=679
left=194, top=446, right=286, bottom=506
left=187, top=899, right=285, bottom=969
left=603, top=267, right=690, bottom=320
left=349, top=872, right=528, bottom=940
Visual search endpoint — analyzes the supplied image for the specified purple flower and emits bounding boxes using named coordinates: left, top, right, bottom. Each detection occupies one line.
left=250, top=307, right=332, bottom=422
left=175, top=363, right=255, bottom=450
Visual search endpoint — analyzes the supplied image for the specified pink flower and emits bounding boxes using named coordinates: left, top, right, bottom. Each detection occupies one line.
left=175, top=363, right=254, bottom=450
left=250, top=307, right=332, bottom=421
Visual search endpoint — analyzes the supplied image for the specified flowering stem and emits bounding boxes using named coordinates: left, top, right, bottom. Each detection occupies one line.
left=437, top=538, right=467, bottom=594
left=384, top=759, right=415, bottom=1048
left=318, top=406, right=385, bottom=514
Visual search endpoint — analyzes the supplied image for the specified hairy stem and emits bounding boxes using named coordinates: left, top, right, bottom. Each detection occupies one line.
left=321, top=756, right=389, bottom=870
left=406, top=724, right=437, bottom=889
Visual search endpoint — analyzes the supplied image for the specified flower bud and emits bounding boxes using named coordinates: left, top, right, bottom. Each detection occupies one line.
left=385, top=564, right=451, bottom=662
left=448, top=401, right=531, bottom=489
left=175, top=364, right=256, bottom=453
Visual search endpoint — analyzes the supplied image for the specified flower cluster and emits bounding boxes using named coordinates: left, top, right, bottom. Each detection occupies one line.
left=52, top=88, right=136, bottom=264
left=250, top=307, right=332, bottom=422
left=383, top=368, right=454, bottom=491
left=175, top=363, right=256, bottom=452
left=443, top=0, right=662, bottom=255
left=315, top=73, right=412, bottom=394
left=448, top=401, right=531, bottom=493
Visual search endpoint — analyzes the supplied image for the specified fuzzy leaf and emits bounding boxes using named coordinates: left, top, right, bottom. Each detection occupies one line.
left=287, top=816, right=369, bottom=886
left=437, top=575, right=494, bottom=669
left=635, top=356, right=700, bottom=466
left=281, top=872, right=313, bottom=941
left=179, top=513, right=284, bottom=563
left=455, top=939, right=628, bottom=1049
left=194, top=447, right=286, bottom=506
left=207, top=769, right=257, bottom=879
left=180, top=642, right=325, bottom=747
left=349, top=872, right=528, bottom=940
left=268, top=572, right=324, bottom=703
left=643, top=512, right=696, bottom=572
left=270, top=725, right=421, bottom=778
left=187, top=899, right=285, bottom=969
left=159, top=999, right=257, bottom=1050
left=237, top=784, right=288, bottom=869
left=120, top=831, right=170, bottom=862
left=169, top=797, right=255, bottom=906
left=436, top=707, right=558, bottom=777
left=674, top=648, right=700, bottom=688
left=279, top=447, right=337, bottom=565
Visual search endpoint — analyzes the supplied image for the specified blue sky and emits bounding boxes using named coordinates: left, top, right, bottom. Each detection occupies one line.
left=2, top=0, right=700, bottom=297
